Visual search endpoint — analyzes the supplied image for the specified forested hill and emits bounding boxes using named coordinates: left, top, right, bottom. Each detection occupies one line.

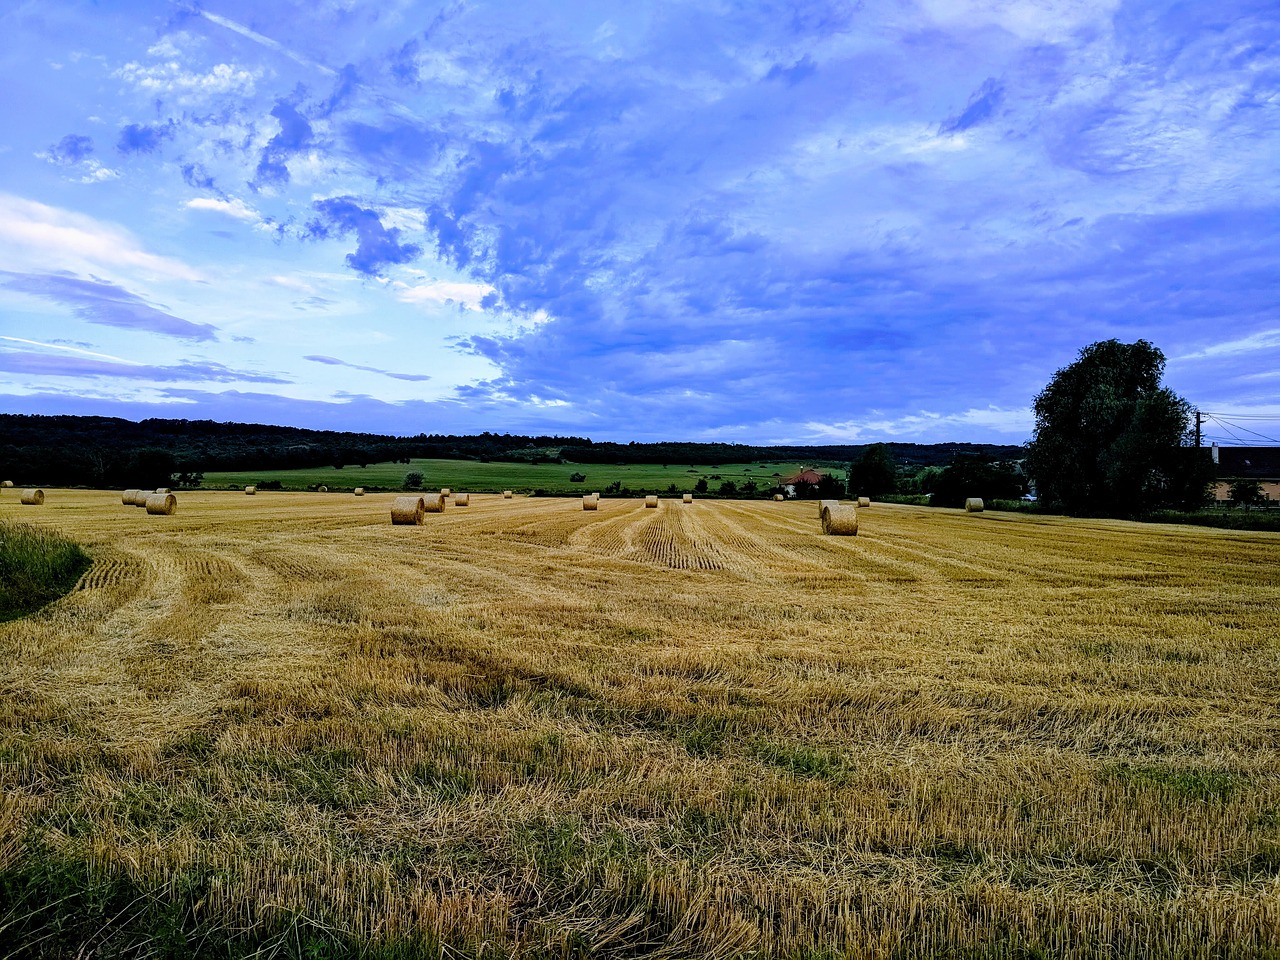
left=0, top=414, right=1024, bottom=487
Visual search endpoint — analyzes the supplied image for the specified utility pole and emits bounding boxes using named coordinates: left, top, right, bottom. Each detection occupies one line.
left=1195, top=409, right=1202, bottom=448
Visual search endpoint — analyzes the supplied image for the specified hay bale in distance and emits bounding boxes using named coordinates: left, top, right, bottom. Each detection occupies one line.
left=318, top=485, right=328, bottom=493
left=773, top=494, right=784, bottom=502
left=423, top=493, right=445, bottom=513
left=822, top=504, right=858, bottom=536
left=819, top=498, right=838, bottom=518
left=965, top=497, right=985, bottom=513
left=583, top=495, right=598, bottom=511
left=122, top=489, right=139, bottom=505
left=125, top=490, right=149, bottom=507
left=644, top=495, right=658, bottom=508
left=145, top=493, right=177, bottom=515
left=245, top=486, right=257, bottom=496
left=20, top=489, right=44, bottom=506
left=354, top=488, right=365, bottom=497
left=683, top=493, right=693, bottom=503
left=857, top=496, right=871, bottom=508
left=503, top=490, right=513, bottom=499
left=441, top=488, right=451, bottom=498
left=391, top=496, right=426, bottom=525
left=0, top=480, right=12, bottom=488
left=454, top=493, right=470, bottom=506
left=155, top=487, right=171, bottom=494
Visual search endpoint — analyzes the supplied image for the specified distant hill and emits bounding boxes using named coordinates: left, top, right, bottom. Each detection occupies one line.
left=0, top=414, right=1023, bottom=488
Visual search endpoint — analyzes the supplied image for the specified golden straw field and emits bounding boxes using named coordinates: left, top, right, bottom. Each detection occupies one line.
left=2, top=489, right=1279, bottom=958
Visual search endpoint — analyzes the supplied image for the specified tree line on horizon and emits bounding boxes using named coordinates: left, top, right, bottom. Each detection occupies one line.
left=0, top=341, right=1217, bottom=517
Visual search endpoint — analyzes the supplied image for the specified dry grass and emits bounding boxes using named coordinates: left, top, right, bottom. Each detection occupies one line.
left=1, top=491, right=1278, bottom=958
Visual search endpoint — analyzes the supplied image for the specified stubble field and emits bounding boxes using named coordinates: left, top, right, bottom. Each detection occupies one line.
left=1, top=489, right=1278, bottom=958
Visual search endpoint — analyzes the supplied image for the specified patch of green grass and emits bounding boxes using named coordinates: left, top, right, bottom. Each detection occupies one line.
left=200, top=457, right=810, bottom=495
left=1103, top=762, right=1240, bottom=802
left=0, top=520, right=91, bottom=622
left=750, top=739, right=847, bottom=779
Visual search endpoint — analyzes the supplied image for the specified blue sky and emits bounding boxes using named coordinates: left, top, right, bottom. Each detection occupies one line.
left=0, top=0, right=1276, bottom=444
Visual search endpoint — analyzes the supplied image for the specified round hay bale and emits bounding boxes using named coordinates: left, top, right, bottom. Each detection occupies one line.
left=20, top=489, right=44, bottom=506
left=354, top=488, right=365, bottom=497
left=503, top=490, right=513, bottom=499
left=423, top=493, right=445, bottom=513
left=317, top=485, right=328, bottom=493
left=145, top=493, right=177, bottom=515
left=244, top=486, right=257, bottom=495
left=819, top=498, right=838, bottom=518
left=440, top=488, right=451, bottom=498
left=682, top=493, right=693, bottom=503
left=126, top=490, right=149, bottom=507
left=155, top=487, right=171, bottom=494
left=1, top=480, right=12, bottom=488
left=857, top=496, right=871, bottom=507
left=965, top=497, right=985, bottom=513
left=644, top=495, right=658, bottom=508
left=122, top=489, right=139, bottom=505
left=583, top=495, right=598, bottom=510
left=591, top=492, right=601, bottom=499
left=454, top=493, right=470, bottom=506
left=391, top=495, right=426, bottom=525
left=773, top=494, right=784, bottom=501
left=822, top=504, right=858, bottom=536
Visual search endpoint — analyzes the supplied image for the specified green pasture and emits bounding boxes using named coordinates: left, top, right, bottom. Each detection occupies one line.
left=200, top=458, right=819, bottom=495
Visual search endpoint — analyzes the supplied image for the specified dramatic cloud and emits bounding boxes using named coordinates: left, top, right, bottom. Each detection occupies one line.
left=0, top=0, right=1275, bottom=441
left=306, top=197, right=422, bottom=276
left=0, top=272, right=218, bottom=341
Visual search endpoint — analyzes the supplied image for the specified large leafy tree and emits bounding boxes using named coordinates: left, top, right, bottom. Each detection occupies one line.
left=1026, top=340, right=1212, bottom=515
left=847, top=444, right=898, bottom=498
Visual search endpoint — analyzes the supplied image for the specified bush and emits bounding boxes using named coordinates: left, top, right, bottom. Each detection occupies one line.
left=404, top=471, right=424, bottom=490
left=569, top=472, right=587, bottom=483
left=0, top=521, right=91, bottom=622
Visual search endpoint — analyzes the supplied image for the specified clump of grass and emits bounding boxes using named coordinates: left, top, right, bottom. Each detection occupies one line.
left=0, top=520, right=90, bottom=622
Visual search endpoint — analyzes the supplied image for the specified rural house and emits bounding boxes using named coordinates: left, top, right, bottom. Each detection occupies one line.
left=1211, top=444, right=1280, bottom=503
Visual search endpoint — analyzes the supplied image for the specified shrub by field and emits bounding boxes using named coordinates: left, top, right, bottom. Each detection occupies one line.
left=0, top=519, right=90, bottom=622
left=0, top=491, right=1277, bottom=958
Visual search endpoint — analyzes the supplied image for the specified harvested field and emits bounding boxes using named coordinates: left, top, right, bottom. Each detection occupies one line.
left=1, top=490, right=1278, bottom=958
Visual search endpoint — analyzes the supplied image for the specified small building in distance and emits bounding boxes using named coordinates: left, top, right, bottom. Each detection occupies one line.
left=780, top=468, right=825, bottom=497
left=1211, top=444, right=1280, bottom=503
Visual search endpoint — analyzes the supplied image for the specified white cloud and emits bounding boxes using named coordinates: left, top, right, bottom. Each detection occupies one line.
left=0, top=336, right=138, bottom=364
left=0, top=194, right=204, bottom=282
left=1172, top=329, right=1280, bottom=363
left=915, top=0, right=1121, bottom=43
left=394, top=279, right=495, bottom=310
left=116, top=60, right=257, bottom=102
left=185, top=196, right=259, bottom=222
left=803, top=406, right=1034, bottom=441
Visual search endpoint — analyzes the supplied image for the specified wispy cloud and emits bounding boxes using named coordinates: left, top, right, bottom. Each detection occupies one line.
left=186, top=196, right=259, bottom=222
left=197, top=9, right=338, bottom=78
left=0, top=349, right=288, bottom=383
left=0, top=194, right=203, bottom=281
left=304, top=355, right=431, bottom=382
left=0, top=272, right=218, bottom=341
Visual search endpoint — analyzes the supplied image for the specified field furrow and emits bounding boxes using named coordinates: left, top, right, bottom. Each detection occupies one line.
left=1, top=490, right=1278, bottom=959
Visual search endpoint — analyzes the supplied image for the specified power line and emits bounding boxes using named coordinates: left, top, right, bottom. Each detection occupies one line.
left=1203, top=414, right=1280, bottom=445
